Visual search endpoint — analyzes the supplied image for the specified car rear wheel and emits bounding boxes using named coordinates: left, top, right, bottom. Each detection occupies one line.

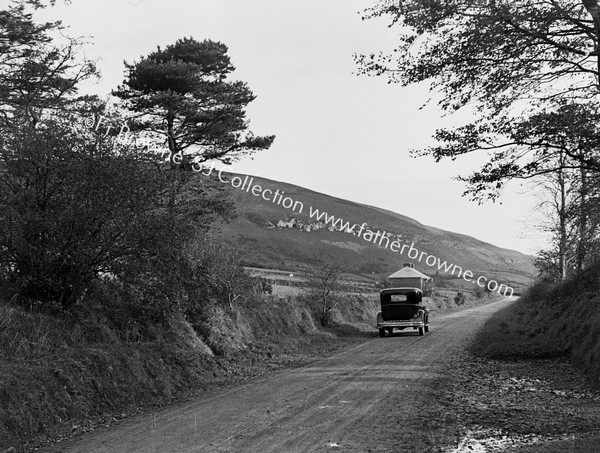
left=425, top=325, right=429, bottom=332
left=378, top=328, right=385, bottom=337
left=418, top=327, right=424, bottom=336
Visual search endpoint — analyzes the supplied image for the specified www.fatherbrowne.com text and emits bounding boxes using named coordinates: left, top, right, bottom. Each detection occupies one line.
left=195, top=162, right=514, bottom=297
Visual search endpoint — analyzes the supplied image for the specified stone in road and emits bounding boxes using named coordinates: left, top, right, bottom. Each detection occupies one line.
left=48, top=299, right=515, bottom=453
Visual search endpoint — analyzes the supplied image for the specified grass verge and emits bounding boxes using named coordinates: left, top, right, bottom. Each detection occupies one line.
left=472, top=263, right=600, bottom=388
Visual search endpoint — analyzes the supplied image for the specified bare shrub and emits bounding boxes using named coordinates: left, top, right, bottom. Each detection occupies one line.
left=305, top=255, right=344, bottom=327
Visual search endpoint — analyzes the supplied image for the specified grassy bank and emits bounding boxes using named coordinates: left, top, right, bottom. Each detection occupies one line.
left=0, top=284, right=379, bottom=453
left=422, top=267, right=600, bottom=451
left=471, top=262, right=600, bottom=386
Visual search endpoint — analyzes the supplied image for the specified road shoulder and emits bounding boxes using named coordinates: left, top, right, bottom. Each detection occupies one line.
left=412, top=298, right=600, bottom=452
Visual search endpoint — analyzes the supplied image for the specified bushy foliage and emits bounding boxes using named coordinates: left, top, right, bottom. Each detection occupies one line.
left=454, top=291, right=466, bottom=306
left=0, top=3, right=250, bottom=321
left=178, top=236, right=271, bottom=329
left=0, top=0, right=98, bottom=128
left=113, top=37, right=274, bottom=168
left=0, top=116, right=194, bottom=310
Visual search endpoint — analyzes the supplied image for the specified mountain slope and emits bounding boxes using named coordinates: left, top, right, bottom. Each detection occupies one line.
left=209, top=172, right=535, bottom=291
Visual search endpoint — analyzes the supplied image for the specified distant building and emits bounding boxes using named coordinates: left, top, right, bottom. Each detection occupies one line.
left=388, top=263, right=432, bottom=291
left=277, top=218, right=296, bottom=228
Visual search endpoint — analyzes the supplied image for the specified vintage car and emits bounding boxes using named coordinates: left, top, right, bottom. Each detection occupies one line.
left=376, top=287, right=429, bottom=337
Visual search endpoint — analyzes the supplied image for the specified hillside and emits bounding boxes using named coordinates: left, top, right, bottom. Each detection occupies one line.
left=209, top=171, right=535, bottom=292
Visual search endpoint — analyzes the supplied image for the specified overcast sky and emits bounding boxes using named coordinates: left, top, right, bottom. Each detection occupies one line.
left=36, top=0, right=546, bottom=254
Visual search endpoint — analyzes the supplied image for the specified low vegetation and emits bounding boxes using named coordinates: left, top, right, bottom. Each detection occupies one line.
left=0, top=258, right=501, bottom=452
left=420, top=264, right=600, bottom=451
left=0, top=279, right=380, bottom=452
left=472, top=261, right=600, bottom=387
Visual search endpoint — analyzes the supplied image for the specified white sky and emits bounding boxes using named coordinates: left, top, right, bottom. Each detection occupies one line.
left=35, top=0, right=547, bottom=254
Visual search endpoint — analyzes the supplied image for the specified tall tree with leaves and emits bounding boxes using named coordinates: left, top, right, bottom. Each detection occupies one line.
left=0, top=0, right=97, bottom=129
left=426, top=101, right=600, bottom=275
left=114, top=37, right=275, bottom=169
left=357, top=2, right=600, bottom=272
left=356, top=1, right=600, bottom=196
left=0, top=3, right=234, bottom=310
left=357, top=1, right=600, bottom=112
left=422, top=102, right=600, bottom=201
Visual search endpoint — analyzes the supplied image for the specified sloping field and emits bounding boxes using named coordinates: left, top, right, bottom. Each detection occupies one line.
left=210, top=172, right=535, bottom=292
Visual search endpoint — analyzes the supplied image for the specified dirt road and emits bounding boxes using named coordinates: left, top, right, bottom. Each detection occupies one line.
left=48, top=298, right=515, bottom=453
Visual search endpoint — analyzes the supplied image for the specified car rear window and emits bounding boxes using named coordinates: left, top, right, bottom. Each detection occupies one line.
left=381, top=292, right=421, bottom=304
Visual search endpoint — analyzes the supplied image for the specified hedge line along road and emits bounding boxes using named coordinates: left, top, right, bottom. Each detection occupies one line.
left=48, top=298, right=515, bottom=453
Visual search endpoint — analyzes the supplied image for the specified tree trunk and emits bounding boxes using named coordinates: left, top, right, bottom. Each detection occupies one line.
left=582, top=0, right=600, bottom=85
left=576, top=165, right=589, bottom=271
left=166, top=111, right=179, bottom=170
left=557, top=165, right=568, bottom=280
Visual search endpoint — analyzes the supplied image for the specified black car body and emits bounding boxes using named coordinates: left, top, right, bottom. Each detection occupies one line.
left=376, top=287, right=429, bottom=337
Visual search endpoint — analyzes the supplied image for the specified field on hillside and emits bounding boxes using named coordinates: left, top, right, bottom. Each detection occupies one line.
left=247, top=266, right=505, bottom=307
left=247, top=267, right=379, bottom=296
left=213, top=172, right=535, bottom=293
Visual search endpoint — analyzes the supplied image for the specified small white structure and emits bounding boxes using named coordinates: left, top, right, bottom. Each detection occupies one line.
left=388, top=263, right=432, bottom=291
left=277, top=218, right=296, bottom=228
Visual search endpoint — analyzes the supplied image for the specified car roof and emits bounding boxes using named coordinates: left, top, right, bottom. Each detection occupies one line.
left=380, top=287, right=422, bottom=296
